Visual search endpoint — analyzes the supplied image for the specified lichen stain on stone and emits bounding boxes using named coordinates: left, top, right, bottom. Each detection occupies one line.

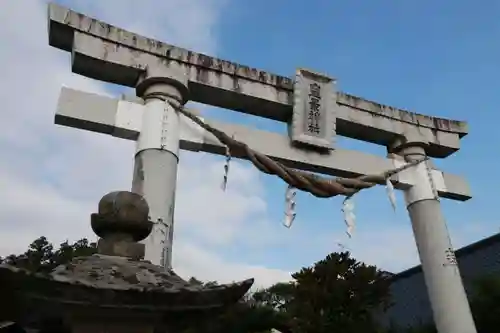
left=221, top=60, right=236, bottom=74
left=76, top=13, right=84, bottom=29
left=259, top=71, right=268, bottom=83
left=130, top=48, right=142, bottom=68
left=159, top=56, right=171, bottom=68
left=285, top=90, right=294, bottom=105
left=232, top=76, right=241, bottom=93
left=164, top=48, right=171, bottom=59
left=213, top=58, right=223, bottom=72
left=431, top=128, right=440, bottom=143
left=102, top=43, right=109, bottom=61
left=197, top=54, right=214, bottom=69
left=433, top=118, right=451, bottom=131
left=84, top=17, right=94, bottom=33
left=73, top=10, right=290, bottom=90
left=182, top=53, right=291, bottom=88
left=211, top=70, right=222, bottom=90
left=99, top=21, right=111, bottom=37
left=195, top=67, right=209, bottom=84
left=144, top=38, right=154, bottom=52
left=186, top=51, right=195, bottom=64
left=276, top=75, right=293, bottom=89
left=338, top=93, right=467, bottom=132
left=155, top=40, right=163, bottom=51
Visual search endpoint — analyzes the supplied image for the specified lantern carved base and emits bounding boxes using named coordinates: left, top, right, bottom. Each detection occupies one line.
left=0, top=191, right=253, bottom=332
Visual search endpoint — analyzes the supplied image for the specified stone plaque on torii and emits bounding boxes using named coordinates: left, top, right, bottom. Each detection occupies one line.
left=47, top=3, right=475, bottom=333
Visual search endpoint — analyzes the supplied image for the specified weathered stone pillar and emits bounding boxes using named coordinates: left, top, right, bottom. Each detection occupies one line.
left=390, top=138, right=477, bottom=333
left=132, top=68, right=189, bottom=270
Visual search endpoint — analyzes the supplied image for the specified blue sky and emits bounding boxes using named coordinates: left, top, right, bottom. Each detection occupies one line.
left=206, top=0, right=500, bottom=272
left=1, top=0, right=499, bottom=286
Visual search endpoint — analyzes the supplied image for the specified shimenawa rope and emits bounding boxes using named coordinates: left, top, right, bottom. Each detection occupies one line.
left=164, top=100, right=427, bottom=198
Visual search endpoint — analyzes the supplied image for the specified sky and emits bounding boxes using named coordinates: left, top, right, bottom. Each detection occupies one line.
left=1, top=0, right=499, bottom=288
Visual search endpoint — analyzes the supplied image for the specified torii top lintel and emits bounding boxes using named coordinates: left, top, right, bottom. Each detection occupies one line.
left=48, top=3, right=468, bottom=158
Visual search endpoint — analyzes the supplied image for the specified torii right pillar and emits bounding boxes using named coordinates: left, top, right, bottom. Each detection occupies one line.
left=390, top=138, right=477, bottom=333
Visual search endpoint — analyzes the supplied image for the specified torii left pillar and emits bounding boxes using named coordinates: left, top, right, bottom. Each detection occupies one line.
left=132, top=68, right=189, bottom=270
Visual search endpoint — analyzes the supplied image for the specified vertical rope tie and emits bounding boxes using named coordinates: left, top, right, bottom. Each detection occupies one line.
left=425, top=159, right=439, bottom=200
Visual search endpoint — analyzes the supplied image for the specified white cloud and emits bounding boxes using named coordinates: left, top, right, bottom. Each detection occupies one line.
left=176, top=154, right=268, bottom=245
left=0, top=0, right=495, bottom=292
left=0, top=0, right=288, bottom=288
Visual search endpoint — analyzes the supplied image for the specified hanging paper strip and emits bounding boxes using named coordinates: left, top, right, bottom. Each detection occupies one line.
left=342, top=197, right=356, bottom=238
left=221, top=144, right=231, bottom=191
left=284, top=185, right=296, bottom=228
left=386, top=178, right=397, bottom=211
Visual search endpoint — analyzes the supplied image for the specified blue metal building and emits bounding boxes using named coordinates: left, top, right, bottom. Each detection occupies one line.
left=380, top=232, right=500, bottom=330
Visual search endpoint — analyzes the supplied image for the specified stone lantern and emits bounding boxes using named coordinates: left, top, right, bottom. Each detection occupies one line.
left=0, top=191, right=254, bottom=333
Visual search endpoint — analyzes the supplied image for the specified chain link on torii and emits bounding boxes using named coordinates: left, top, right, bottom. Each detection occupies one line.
left=157, top=96, right=427, bottom=198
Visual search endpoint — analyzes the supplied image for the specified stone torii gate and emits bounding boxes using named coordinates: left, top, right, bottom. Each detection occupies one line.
left=47, top=3, right=475, bottom=333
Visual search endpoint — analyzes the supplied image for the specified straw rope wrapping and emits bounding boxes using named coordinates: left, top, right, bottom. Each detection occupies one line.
left=166, top=100, right=427, bottom=198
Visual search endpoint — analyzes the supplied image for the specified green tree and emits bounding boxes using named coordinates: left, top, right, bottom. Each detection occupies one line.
left=190, top=252, right=392, bottom=333
left=1, top=237, right=281, bottom=333
left=2, top=239, right=393, bottom=333
left=196, top=299, right=289, bottom=333
left=231, top=251, right=392, bottom=333
left=286, top=251, right=391, bottom=333
left=252, top=282, right=294, bottom=312
left=183, top=280, right=288, bottom=333
left=0, top=236, right=97, bottom=273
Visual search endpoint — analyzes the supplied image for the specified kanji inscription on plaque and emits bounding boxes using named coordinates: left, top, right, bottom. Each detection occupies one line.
left=290, top=68, right=336, bottom=149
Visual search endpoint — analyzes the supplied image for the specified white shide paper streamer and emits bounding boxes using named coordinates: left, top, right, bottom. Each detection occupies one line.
left=284, top=185, right=296, bottom=228
left=386, top=178, right=397, bottom=211
left=221, top=144, right=231, bottom=191
left=342, top=197, right=356, bottom=238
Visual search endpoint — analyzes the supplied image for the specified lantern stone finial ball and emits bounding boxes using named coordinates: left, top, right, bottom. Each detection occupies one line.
left=91, top=191, right=153, bottom=242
